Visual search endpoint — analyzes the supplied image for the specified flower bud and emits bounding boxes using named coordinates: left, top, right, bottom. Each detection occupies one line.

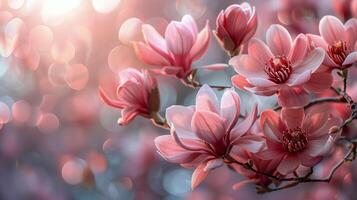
left=214, top=2, right=257, bottom=56
left=329, top=126, right=340, bottom=135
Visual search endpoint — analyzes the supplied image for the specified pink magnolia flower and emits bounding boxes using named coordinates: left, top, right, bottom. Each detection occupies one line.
left=259, top=106, right=342, bottom=175
left=214, top=2, right=257, bottom=56
left=133, top=15, right=225, bottom=79
left=230, top=24, right=329, bottom=108
left=155, top=85, right=265, bottom=189
left=98, top=68, right=159, bottom=125
left=308, top=15, right=357, bottom=69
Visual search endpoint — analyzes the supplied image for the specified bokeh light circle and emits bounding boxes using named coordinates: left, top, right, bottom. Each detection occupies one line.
left=36, top=113, right=60, bottom=133
left=118, top=17, right=143, bottom=45
left=65, top=64, right=89, bottom=91
left=29, top=25, right=53, bottom=51
left=91, top=0, right=121, bottom=13
left=108, top=45, right=137, bottom=72
left=0, top=102, right=11, bottom=124
left=51, top=41, right=76, bottom=64
left=61, top=158, right=86, bottom=185
left=11, top=100, right=31, bottom=123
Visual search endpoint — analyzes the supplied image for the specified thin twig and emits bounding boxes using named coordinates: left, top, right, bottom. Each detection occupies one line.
left=272, top=96, right=346, bottom=111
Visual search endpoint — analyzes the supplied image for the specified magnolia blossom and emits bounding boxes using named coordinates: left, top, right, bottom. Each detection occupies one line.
left=230, top=24, right=329, bottom=108
left=214, top=2, right=257, bottom=56
left=133, top=15, right=226, bottom=79
left=155, top=85, right=265, bottom=189
left=99, top=68, right=159, bottom=125
left=308, top=16, right=357, bottom=69
left=259, top=106, right=342, bottom=175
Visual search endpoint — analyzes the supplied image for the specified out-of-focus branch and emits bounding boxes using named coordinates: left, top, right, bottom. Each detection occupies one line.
left=273, top=96, right=346, bottom=111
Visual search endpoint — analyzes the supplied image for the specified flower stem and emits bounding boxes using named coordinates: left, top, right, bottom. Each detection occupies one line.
left=150, top=112, right=170, bottom=129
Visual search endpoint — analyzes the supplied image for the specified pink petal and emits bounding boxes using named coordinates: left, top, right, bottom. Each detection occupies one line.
left=281, top=108, right=304, bottom=129
left=119, top=108, right=140, bottom=125
left=309, top=116, right=343, bottom=140
left=204, top=158, right=223, bottom=171
left=342, top=52, right=357, bottom=66
left=225, top=6, right=248, bottom=44
left=117, top=81, right=144, bottom=105
left=220, top=89, right=241, bottom=130
left=303, top=72, right=333, bottom=92
left=166, top=105, right=196, bottom=138
left=293, top=48, right=325, bottom=74
left=260, top=110, right=286, bottom=142
left=288, top=70, right=312, bottom=86
left=299, top=152, right=322, bottom=166
left=229, top=55, right=267, bottom=78
left=241, top=6, right=258, bottom=44
left=288, top=34, right=308, bottom=65
left=165, top=22, right=194, bottom=56
left=189, top=22, right=210, bottom=61
left=307, top=34, right=328, bottom=51
left=182, top=15, right=198, bottom=37
left=191, top=163, right=209, bottom=189
left=307, top=136, right=334, bottom=157
left=231, top=74, right=254, bottom=89
left=232, top=179, right=258, bottom=190
left=155, top=135, right=200, bottom=163
left=247, top=77, right=277, bottom=87
left=133, top=42, right=170, bottom=66
left=303, top=105, right=329, bottom=134
left=234, top=135, right=265, bottom=153
left=319, top=15, right=346, bottom=45
left=248, top=38, right=273, bottom=64
left=230, top=104, right=257, bottom=141
left=345, top=18, right=357, bottom=46
left=277, top=155, right=300, bottom=175
left=142, top=24, right=169, bottom=58
left=171, top=127, right=208, bottom=151
left=277, top=86, right=309, bottom=108
left=266, top=24, right=292, bottom=56
left=196, top=84, right=219, bottom=113
left=192, top=111, right=225, bottom=144
left=98, top=87, right=125, bottom=108
left=258, top=148, right=284, bottom=160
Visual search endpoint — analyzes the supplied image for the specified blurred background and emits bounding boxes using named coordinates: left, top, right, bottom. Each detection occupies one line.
left=0, top=0, right=356, bottom=199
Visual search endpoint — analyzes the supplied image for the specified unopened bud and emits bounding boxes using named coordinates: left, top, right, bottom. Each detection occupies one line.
left=329, top=126, right=340, bottom=135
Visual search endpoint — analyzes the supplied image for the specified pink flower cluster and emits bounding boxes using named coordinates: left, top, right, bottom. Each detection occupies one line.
left=100, top=1, right=357, bottom=192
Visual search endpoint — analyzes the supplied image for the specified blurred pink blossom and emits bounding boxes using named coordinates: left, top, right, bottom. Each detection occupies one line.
left=155, top=85, right=265, bottom=189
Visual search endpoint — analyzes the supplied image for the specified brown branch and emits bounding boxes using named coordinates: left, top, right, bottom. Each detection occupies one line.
left=272, top=96, right=346, bottom=112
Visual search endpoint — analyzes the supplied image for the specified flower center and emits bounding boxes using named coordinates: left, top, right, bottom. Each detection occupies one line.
left=264, top=56, right=292, bottom=84
left=328, top=40, right=349, bottom=65
left=282, top=127, right=308, bottom=153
